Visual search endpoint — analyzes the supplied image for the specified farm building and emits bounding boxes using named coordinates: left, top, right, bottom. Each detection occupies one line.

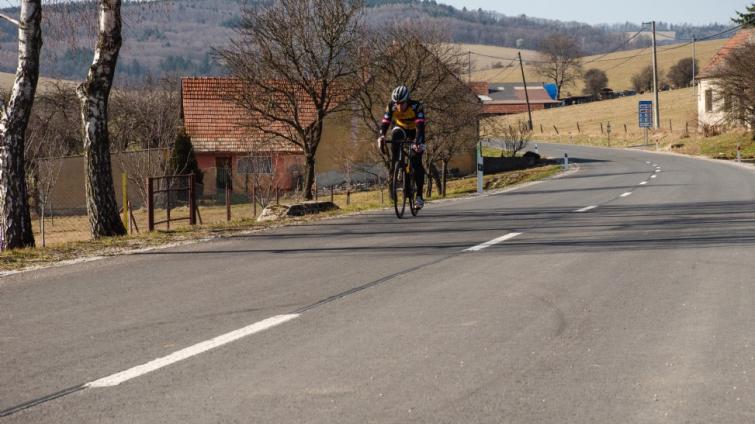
left=469, top=81, right=560, bottom=116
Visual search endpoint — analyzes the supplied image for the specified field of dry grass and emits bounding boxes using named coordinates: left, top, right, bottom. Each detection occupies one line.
left=470, top=38, right=727, bottom=94
left=494, top=86, right=753, bottom=157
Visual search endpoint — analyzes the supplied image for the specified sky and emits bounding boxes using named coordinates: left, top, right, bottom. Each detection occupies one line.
left=439, top=0, right=749, bottom=25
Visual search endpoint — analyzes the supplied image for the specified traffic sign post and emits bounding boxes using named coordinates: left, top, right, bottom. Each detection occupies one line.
left=639, top=100, right=653, bottom=146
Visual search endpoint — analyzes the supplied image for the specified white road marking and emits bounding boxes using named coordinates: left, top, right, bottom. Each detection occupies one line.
left=620, top=192, right=632, bottom=197
left=655, top=169, right=661, bottom=173
left=465, top=233, right=522, bottom=252
left=651, top=174, right=657, bottom=179
left=575, top=205, right=597, bottom=212
left=639, top=181, right=648, bottom=185
left=645, top=161, right=651, bottom=164
left=86, top=314, right=300, bottom=388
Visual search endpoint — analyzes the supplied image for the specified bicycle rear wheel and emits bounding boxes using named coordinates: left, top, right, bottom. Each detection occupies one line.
left=392, top=160, right=408, bottom=218
left=407, top=168, right=419, bottom=216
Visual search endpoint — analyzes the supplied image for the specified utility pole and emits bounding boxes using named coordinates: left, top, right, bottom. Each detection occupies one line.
left=518, top=51, right=533, bottom=130
left=650, top=21, right=660, bottom=129
left=468, top=50, right=472, bottom=82
left=692, top=35, right=697, bottom=96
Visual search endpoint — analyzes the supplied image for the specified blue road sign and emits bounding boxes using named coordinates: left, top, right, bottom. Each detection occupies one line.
left=639, top=100, right=653, bottom=128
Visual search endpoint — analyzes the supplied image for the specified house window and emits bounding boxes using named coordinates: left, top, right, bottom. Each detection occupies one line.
left=237, top=156, right=273, bottom=175
left=704, top=89, right=713, bottom=112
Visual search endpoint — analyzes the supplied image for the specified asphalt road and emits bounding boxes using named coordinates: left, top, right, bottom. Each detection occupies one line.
left=2, top=143, right=755, bottom=423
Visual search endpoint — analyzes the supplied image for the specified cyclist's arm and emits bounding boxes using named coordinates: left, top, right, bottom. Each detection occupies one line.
left=379, top=102, right=393, bottom=136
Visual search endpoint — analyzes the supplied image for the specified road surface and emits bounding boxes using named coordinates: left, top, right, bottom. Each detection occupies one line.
left=2, top=143, right=755, bottom=423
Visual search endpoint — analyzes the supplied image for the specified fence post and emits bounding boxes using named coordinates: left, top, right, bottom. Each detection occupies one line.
left=166, top=177, right=171, bottom=231
left=553, top=125, right=559, bottom=135
left=624, top=123, right=627, bottom=133
left=122, top=173, right=128, bottom=232
left=252, top=181, right=257, bottom=218
left=600, top=122, right=604, bottom=134
left=347, top=190, right=351, bottom=205
left=540, top=123, right=544, bottom=134
left=330, top=186, right=334, bottom=203
left=147, top=177, right=154, bottom=232
left=276, top=186, right=280, bottom=205
left=189, top=174, right=196, bottom=225
left=226, top=183, right=231, bottom=222
left=577, top=122, right=581, bottom=133
left=669, top=119, right=672, bottom=132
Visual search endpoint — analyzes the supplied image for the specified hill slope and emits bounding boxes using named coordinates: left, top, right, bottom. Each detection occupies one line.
left=471, top=38, right=728, bottom=94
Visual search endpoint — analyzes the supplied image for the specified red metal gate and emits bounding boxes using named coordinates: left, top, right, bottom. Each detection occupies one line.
left=147, top=174, right=197, bottom=231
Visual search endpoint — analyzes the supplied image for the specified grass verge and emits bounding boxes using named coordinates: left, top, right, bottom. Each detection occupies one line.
left=0, top=164, right=560, bottom=273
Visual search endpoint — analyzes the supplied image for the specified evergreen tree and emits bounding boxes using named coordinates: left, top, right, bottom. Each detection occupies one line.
left=733, top=3, right=755, bottom=27
left=171, top=128, right=203, bottom=185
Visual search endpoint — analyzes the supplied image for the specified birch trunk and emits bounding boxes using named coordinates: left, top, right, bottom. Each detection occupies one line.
left=77, top=0, right=126, bottom=238
left=0, top=0, right=42, bottom=249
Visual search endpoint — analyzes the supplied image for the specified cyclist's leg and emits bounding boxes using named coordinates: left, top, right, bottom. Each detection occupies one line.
left=411, top=152, right=425, bottom=197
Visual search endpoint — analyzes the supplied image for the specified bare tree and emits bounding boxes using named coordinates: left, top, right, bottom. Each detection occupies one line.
left=667, top=57, right=698, bottom=88
left=217, top=0, right=364, bottom=200
left=535, top=33, right=583, bottom=99
left=712, top=41, right=755, bottom=138
left=582, top=68, right=608, bottom=98
left=355, top=24, right=475, bottom=183
left=480, top=118, right=532, bottom=157
left=110, top=77, right=182, bottom=205
left=0, top=0, right=42, bottom=249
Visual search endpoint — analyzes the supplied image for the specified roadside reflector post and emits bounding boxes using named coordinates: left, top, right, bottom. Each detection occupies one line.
left=563, top=153, right=569, bottom=170
left=737, top=144, right=741, bottom=163
left=534, top=143, right=539, bottom=155
left=476, top=141, right=483, bottom=194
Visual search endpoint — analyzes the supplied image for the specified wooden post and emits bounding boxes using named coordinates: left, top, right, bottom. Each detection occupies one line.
left=330, top=186, right=334, bottom=203
left=346, top=190, right=351, bottom=205
left=624, top=123, right=627, bottom=133
left=576, top=122, right=581, bottom=133
left=276, top=186, right=280, bottom=205
left=226, top=184, right=231, bottom=222
left=669, top=119, right=672, bottom=132
left=147, top=177, right=154, bottom=232
left=166, top=177, right=171, bottom=231
left=189, top=174, right=196, bottom=225
left=553, top=125, right=559, bottom=135
left=600, top=122, right=604, bottom=134
left=251, top=181, right=257, bottom=218
left=122, top=173, right=128, bottom=232
left=540, top=123, right=543, bottom=133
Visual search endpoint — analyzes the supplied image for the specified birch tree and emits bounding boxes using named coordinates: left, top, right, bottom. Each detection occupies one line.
left=0, top=0, right=42, bottom=249
left=77, top=0, right=126, bottom=237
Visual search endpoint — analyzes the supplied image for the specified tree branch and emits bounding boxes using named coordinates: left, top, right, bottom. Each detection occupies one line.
left=0, top=12, right=20, bottom=26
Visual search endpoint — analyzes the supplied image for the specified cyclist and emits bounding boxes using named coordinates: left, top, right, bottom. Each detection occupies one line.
left=376, top=85, right=427, bottom=209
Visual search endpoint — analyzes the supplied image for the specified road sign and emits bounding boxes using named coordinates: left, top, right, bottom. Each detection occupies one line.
left=638, top=100, right=653, bottom=128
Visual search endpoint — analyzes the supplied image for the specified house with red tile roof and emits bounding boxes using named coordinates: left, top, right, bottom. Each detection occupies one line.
left=470, top=82, right=560, bottom=116
left=696, top=29, right=755, bottom=129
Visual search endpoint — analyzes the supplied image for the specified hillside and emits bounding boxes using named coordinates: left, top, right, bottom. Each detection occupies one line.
left=0, top=0, right=732, bottom=81
left=470, top=38, right=728, bottom=94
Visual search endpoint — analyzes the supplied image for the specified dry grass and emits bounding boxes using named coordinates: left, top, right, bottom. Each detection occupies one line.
left=495, top=86, right=753, bottom=157
left=470, top=38, right=727, bottom=94
left=3, top=165, right=561, bottom=271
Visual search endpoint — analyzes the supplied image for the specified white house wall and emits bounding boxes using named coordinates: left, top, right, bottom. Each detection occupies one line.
left=697, top=79, right=728, bottom=129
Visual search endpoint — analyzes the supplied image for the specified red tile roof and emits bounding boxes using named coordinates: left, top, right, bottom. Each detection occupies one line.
left=697, top=29, right=755, bottom=79
left=182, top=77, right=348, bottom=154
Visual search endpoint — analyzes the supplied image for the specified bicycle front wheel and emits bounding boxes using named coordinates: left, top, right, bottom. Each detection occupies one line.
left=392, top=160, right=408, bottom=218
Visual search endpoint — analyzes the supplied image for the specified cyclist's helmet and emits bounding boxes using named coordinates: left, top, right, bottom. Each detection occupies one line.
left=391, top=85, right=410, bottom=103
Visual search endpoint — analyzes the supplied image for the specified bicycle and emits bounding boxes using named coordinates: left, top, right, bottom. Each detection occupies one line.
left=384, top=128, right=420, bottom=218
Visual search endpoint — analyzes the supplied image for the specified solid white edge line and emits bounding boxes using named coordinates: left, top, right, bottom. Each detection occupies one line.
left=464, top=232, right=522, bottom=252
left=620, top=192, right=632, bottom=197
left=86, top=314, right=300, bottom=388
left=575, top=205, right=597, bottom=212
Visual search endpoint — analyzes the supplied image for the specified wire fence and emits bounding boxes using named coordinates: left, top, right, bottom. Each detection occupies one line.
left=25, top=159, right=394, bottom=247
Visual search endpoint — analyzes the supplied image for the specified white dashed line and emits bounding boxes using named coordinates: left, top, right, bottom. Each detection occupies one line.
left=575, top=205, right=597, bottom=212
left=655, top=169, right=661, bottom=173
left=465, top=232, right=522, bottom=252
left=651, top=175, right=657, bottom=179
left=86, top=314, right=300, bottom=388
left=620, top=192, right=632, bottom=197
left=639, top=181, right=648, bottom=185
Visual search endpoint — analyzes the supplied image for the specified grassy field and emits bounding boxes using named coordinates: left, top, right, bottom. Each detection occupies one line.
left=493, top=86, right=753, bottom=157
left=470, top=38, right=728, bottom=94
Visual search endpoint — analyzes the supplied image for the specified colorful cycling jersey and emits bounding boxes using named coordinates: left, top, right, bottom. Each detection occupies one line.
left=380, top=100, right=426, bottom=144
